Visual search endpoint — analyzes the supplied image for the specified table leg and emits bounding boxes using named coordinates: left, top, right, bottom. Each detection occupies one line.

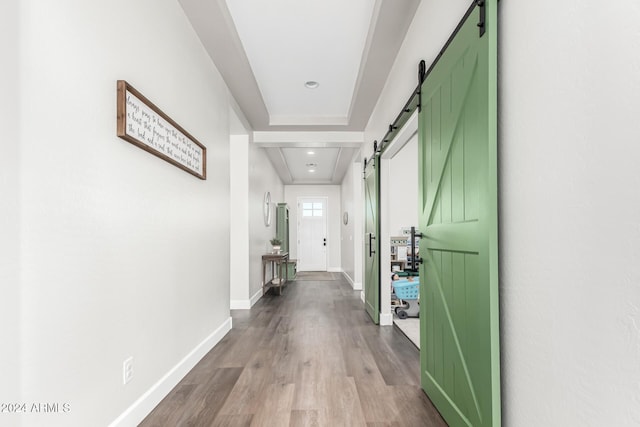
left=262, top=260, right=266, bottom=295
left=278, top=260, right=283, bottom=295
left=284, top=256, right=288, bottom=291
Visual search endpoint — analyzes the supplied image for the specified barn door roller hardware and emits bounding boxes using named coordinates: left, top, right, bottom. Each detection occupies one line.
left=367, top=59, right=424, bottom=159
left=418, top=59, right=426, bottom=112
left=363, top=141, right=378, bottom=179
left=366, top=1, right=487, bottom=161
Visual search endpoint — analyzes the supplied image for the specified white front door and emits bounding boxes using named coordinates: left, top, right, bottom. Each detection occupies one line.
left=297, top=198, right=327, bottom=271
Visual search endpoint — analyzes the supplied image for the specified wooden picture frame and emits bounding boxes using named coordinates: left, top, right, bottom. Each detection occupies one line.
left=116, top=80, right=207, bottom=180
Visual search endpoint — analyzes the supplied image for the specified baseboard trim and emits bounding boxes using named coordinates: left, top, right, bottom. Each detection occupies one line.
left=342, top=271, right=353, bottom=284
left=230, top=289, right=263, bottom=309
left=380, top=313, right=393, bottom=326
left=328, top=267, right=342, bottom=273
left=340, top=271, right=362, bottom=291
left=108, top=317, right=233, bottom=427
left=230, top=299, right=250, bottom=310
left=360, top=291, right=365, bottom=302
left=249, top=288, right=262, bottom=307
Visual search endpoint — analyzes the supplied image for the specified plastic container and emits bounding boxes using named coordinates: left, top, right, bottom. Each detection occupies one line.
left=392, top=280, right=419, bottom=300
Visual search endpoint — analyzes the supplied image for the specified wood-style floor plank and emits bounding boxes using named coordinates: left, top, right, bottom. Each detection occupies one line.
left=140, top=275, right=447, bottom=426
left=249, top=383, right=295, bottom=427
left=289, top=409, right=320, bottom=427
left=209, top=414, right=253, bottom=427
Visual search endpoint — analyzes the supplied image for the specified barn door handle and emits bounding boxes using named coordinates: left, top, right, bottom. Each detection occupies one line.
left=410, top=226, right=423, bottom=271
left=369, top=233, right=376, bottom=257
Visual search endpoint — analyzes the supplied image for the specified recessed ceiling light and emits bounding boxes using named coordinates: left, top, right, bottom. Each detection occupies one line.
left=304, top=81, right=319, bottom=89
left=309, top=169, right=316, bottom=173
left=307, top=151, right=315, bottom=155
left=306, top=163, right=317, bottom=167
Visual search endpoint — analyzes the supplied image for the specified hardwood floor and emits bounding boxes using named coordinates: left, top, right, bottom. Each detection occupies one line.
left=140, top=275, right=446, bottom=426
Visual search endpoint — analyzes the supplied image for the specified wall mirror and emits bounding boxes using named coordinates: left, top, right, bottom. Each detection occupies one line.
left=263, top=191, right=272, bottom=226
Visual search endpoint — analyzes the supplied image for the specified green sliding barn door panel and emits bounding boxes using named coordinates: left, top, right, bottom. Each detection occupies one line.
left=364, top=157, right=380, bottom=324
left=418, top=2, right=500, bottom=426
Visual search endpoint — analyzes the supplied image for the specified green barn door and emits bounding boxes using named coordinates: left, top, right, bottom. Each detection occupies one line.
left=364, top=156, right=380, bottom=324
left=418, top=2, right=500, bottom=426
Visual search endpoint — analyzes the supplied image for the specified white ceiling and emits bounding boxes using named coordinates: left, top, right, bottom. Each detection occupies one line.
left=226, top=0, right=375, bottom=126
left=178, top=0, right=421, bottom=184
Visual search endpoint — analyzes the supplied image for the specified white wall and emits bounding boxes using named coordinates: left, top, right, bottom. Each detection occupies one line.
left=340, top=156, right=363, bottom=289
left=367, top=0, right=640, bottom=425
left=499, top=1, right=640, bottom=425
left=379, top=133, right=418, bottom=324
left=387, top=135, right=418, bottom=235
left=17, top=1, right=233, bottom=425
left=248, top=143, right=285, bottom=300
left=230, top=103, right=284, bottom=308
left=0, top=1, right=22, bottom=425
left=284, top=185, right=342, bottom=271
left=229, top=133, right=250, bottom=307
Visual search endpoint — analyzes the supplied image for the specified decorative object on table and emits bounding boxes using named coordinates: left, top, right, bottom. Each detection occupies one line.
left=116, top=80, right=207, bottom=180
left=270, top=238, right=282, bottom=253
left=263, top=191, right=272, bottom=226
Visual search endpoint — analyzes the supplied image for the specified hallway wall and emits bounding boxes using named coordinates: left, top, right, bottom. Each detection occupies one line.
left=340, top=157, right=363, bottom=289
left=229, top=134, right=250, bottom=307
left=366, top=0, right=640, bottom=425
left=248, top=142, right=285, bottom=301
left=229, top=104, right=285, bottom=308
left=499, top=1, right=640, bottom=425
left=0, top=0, right=21, bottom=424
left=387, top=135, right=418, bottom=236
left=16, top=1, right=233, bottom=426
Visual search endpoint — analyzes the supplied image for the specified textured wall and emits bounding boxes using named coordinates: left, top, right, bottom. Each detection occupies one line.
left=0, top=1, right=22, bottom=426
left=499, top=1, right=640, bottom=425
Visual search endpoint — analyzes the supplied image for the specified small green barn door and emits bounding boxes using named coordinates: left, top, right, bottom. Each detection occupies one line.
left=364, top=156, right=380, bottom=324
left=418, top=1, right=500, bottom=426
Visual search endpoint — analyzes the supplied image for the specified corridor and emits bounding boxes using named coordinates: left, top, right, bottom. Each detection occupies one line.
left=141, top=274, right=446, bottom=426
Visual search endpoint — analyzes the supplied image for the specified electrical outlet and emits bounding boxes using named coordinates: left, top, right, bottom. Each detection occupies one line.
left=123, top=357, right=133, bottom=385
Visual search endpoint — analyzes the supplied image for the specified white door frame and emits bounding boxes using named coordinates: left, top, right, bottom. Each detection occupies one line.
left=379, top=112, right=418, bottom=325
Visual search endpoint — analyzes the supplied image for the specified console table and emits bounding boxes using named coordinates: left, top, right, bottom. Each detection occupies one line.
left=262, top=252, right=289, bottom=295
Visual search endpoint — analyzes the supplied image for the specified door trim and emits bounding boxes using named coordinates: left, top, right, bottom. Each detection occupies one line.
left=379, top=113, right=419, bottom=325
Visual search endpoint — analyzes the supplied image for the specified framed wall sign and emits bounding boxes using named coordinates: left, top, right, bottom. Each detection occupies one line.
left=116, top=80, right=207, bottom=179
